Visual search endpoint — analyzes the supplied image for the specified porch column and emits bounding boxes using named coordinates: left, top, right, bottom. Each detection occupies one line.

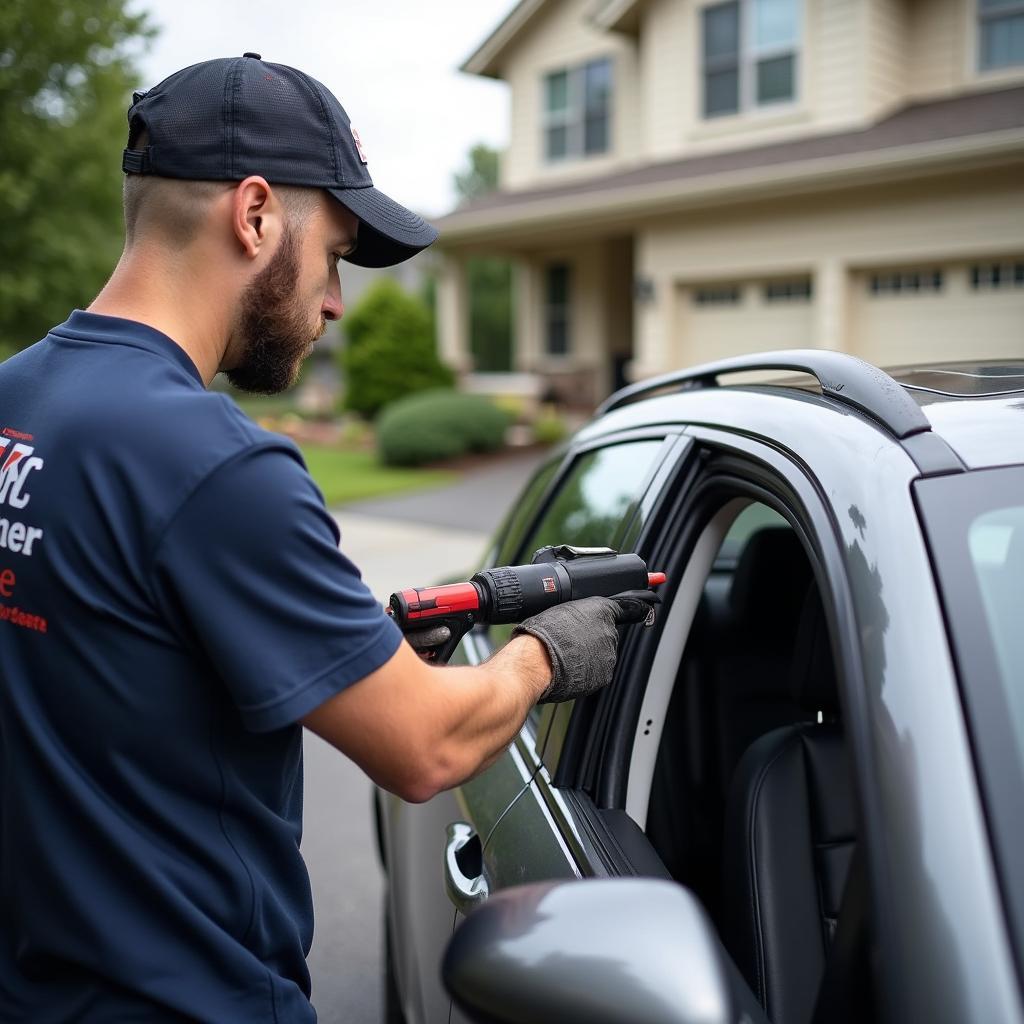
left=814, top=258, right=848, bottom=352
left=436, top=251, right=472, bottom=373
left=512, top=258, right=541, bottom=372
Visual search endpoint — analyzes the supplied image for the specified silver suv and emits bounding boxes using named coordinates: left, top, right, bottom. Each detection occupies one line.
left=376, top=352, right=1024, bottom=1024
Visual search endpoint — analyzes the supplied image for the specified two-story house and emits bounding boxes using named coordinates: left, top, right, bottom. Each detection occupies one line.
left=434, top=0, right=1024, bottom=406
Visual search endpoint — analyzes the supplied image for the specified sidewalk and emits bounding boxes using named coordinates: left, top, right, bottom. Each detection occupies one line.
left=340, top=448, right=547, bottom=533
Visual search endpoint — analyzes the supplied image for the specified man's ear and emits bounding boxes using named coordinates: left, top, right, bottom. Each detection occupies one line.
left=231, top=176, right=281, bottom=259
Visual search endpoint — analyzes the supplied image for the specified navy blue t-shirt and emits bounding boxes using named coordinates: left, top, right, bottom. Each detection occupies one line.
left=0, top=311, right=403, bottom=1021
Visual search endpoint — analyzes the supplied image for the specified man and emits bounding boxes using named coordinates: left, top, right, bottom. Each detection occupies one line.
left=0, top=56, right=646, bottom=1022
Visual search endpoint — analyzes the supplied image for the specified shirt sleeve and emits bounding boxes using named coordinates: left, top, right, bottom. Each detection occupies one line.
left=150, top=443, right=403, bottom=732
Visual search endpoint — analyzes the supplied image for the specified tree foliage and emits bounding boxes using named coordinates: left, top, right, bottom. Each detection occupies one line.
left=453, top=143, right=500, bottom=206
left=0, top=0, right=154, bottom=355
left=453, top=143, right=513, bottom=373
left=339, top=278, right=454, bottom=419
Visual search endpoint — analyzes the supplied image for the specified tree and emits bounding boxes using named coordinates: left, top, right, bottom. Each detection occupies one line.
left=452, top=144, right=513, bottom=373
left=339, top=278, right=454, bottom=419
left=453, top=143, right=500, bottom=206
left=0, top=0, right=154, bottom=356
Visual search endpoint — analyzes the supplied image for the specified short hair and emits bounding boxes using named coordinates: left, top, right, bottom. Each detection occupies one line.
left=122, top=132, right=322, bottom=247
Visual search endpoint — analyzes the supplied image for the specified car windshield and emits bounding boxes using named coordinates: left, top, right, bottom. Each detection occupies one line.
left=916, top=465, right=1024, bottom=960
left=966, top=504, right=1024, bottom=702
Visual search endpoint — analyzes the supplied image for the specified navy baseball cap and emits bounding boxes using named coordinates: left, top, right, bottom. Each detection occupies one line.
left=122, top=54, right=438, bottom=268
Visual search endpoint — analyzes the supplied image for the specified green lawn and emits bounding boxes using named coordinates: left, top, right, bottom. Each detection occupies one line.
left=298, top=444, right=456, bottom=506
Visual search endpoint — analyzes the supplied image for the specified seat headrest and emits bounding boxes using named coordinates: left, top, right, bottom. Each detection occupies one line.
left=729, top=527, right=813, bottom=650
left=789, top=584, right=839, bottom=715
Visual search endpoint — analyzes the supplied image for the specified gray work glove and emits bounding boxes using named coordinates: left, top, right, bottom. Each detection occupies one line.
left=512, top=591, right=659, bottom=704
left=405, top=625, right=451, bottom=656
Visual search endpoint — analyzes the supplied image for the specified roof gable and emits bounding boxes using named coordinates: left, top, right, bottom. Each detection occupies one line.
left=461, top=0, right=551, bottom=79
left=462, top=0, right=642, bottom=78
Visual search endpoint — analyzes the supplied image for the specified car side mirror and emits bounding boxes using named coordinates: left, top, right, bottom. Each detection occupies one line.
left=442, top=877, right=733, bottom=1024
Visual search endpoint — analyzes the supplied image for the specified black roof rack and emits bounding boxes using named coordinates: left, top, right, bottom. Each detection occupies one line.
left=597, top=349, right=931, bottom=439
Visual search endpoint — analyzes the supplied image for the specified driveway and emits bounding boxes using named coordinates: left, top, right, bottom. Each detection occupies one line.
left=303, top=450, right=544, bottom=1023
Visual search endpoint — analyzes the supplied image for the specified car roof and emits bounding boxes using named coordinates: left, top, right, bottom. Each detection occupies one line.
left=587, top=353, right=1024, bottom=474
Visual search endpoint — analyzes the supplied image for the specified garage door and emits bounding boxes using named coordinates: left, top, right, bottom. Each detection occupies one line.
left=674, top=278, right=814, bottom=368
left=851, top=260, right=1024, bottom=367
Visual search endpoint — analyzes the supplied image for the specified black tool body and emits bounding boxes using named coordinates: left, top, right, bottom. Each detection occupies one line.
left=388, top=545, right=665, bottom=663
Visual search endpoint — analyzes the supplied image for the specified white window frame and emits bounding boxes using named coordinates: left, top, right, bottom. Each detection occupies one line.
left=700, top=0, right=802, bottom=120
left=542, top=57, right=613, bottom=163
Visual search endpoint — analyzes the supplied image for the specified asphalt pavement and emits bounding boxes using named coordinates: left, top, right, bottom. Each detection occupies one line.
left=302, top=450, right=544, bottom=1024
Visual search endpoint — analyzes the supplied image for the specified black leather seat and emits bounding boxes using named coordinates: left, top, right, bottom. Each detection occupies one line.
left=721, top=585, right=856, bottom=1024
left=647, top=526, right=813, bottom=917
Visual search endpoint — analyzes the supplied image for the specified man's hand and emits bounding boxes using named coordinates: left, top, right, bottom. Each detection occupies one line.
left=512, top=591, right=659, bottom=704
left=405, top=624, right=452, bottom=660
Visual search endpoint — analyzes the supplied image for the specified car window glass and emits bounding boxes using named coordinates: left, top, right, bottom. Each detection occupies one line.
left=523, top=440, right=664, bottom=555
left=492, top=458, right=562, bottom=569
left=489, top=440, right=664, bottom=651
left=968, top=504, right=1024, bottom=695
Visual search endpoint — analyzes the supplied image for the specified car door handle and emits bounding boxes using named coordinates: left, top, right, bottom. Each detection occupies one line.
left=444, top=822, right=489, bottom=915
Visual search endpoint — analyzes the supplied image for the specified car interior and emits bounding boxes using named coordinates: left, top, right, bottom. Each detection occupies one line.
left=643, top=501, right=861, bottom=1024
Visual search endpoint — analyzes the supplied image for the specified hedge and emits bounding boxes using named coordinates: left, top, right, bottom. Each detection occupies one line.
left=376, top=390, right=511, bottom=466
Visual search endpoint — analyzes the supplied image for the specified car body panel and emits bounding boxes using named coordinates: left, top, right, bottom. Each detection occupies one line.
left=380, top=362, right=1024, bottom=1024
left=920, top=395, right=1024, bottom=470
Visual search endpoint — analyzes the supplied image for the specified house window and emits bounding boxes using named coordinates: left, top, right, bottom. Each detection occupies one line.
left=970, top=261, right=1024, bottom=288
left=702, top=0, right=799, bottom=118
left=694, top=285, right=742, bottom=306
left=978, top=0, right=1024, bottom=71
left=868, top=270, right=944, bottom=295
left=764, top=278, right=812, bottom=301
left=545, top=264, right=571, bottom=355
left=544, top=58, right=613, bottom=161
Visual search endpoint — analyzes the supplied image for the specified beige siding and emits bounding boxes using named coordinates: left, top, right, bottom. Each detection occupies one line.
left=633, top=164, right=1024, bottom=374
left=491, top=0, right=1023, bottom=191
left=907, top=0, right=965, bottom=100
left=806, top=0, right=865, bottom=130
left=904, top=0, right=1024, bottom=102
left=638, top=0, right=880, bottom=163
left=638, top=0, right=689, bottom=159
left=640, top=168, right=1024, bottom=278
left=866, top=0, right=909, bottom=118
left=500, top=0, right=641, bottom=191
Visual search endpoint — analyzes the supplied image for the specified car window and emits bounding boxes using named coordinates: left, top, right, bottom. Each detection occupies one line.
left=489, top=439, right=665, bottom=651
left=491, top=458, right=562, bottom=569
left=916, top=466, right=1024, bottom=957
left=522, top=440, right=665, bottom=556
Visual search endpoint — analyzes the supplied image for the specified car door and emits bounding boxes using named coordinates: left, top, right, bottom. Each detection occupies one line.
left=382, top=430, right=688, bottom=1024
left=442, top=432, right=695, bottom=1022
left=452, top=434, right=880, bottom=1024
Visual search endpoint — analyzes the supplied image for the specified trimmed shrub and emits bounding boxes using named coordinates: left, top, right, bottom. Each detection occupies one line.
left=340, top=278, right=454, bottom=419
left=377, top=390, right=511, bottom=466
left=532, top=409, right=569, bottom=445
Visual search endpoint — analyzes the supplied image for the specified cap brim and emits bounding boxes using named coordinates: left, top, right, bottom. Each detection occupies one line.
left=328, top=185, right=438, bottom=268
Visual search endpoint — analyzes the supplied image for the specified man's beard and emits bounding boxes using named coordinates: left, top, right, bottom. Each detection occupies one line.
left=226, top=226, right=327, bottom=395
